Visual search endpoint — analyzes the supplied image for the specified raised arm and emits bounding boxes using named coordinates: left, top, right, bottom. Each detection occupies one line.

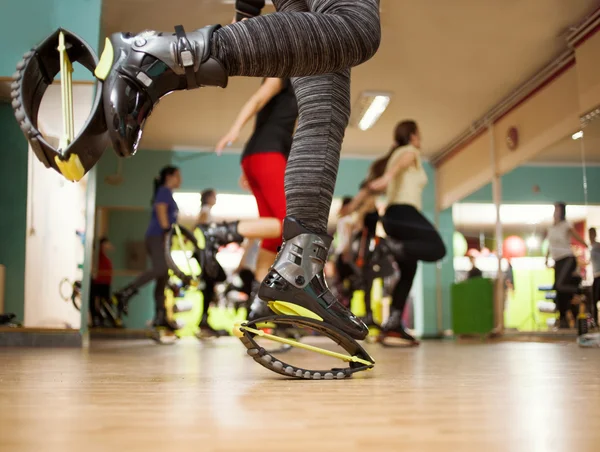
left=368, top=151, right=416, bottom=193
left=215, top=78, right=284, bottom=154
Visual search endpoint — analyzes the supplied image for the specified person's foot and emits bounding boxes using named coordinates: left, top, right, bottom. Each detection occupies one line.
left=112, top=288, right=136, bottom=316
left=258, top=217, right=369, bottom=341
left=360, top=312, right=380, bottom=328
left=98, top=25, right=228, bottom=157
left=195, top=222, right=244, bottom=279
left=153, top=310, right=179, bottom=332
left=381, top=309, right=418, bottom=343
left=555, top=317, right=570, bottom=330
left=201, top=221, right=245, bottom=247
left=197, top=315, right=227, bottom=338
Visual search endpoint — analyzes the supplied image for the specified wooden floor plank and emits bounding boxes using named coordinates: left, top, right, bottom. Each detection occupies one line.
left=1, top=338, right=599, bottom=452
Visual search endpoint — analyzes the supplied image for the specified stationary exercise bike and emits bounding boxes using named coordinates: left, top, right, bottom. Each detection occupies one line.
left=11, top=28, right=375, bottom=379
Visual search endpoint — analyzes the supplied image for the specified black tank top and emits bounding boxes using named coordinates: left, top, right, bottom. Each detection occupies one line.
left=242, top=79, right=298, bottom=160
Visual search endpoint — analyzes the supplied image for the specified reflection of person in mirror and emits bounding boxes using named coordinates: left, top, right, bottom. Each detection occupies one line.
left=589, top=227, right=600, bottom=324
left=467, top=255, right=483, bottom=279
left=545, top=202, right=588, bottom=328
left=90, top=237, right=114, bottom=327
left=198, top=189, right=217, bottom=225
left=504, top=258, right=514, bottom=292
left=112, top=166, right=182, bottom=331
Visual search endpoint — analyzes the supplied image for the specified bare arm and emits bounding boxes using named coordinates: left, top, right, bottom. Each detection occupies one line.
left=197, top=208, right=210, bottom=225
left=216, top=78, right=284, bottom=153
left=368, top=151, right=417, bottom=192
left=340, top=188, right=371, bottom=217
left=155, top=203, right=170, bottom=230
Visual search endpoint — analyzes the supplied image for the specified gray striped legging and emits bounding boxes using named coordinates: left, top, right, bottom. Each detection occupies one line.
left=212, top=0, right=381, bottom=234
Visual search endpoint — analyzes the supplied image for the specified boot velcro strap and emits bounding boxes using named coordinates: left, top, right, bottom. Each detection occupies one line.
left=174, top=25, right=198, bottom=90
left=314, top=245, right=329, bottom=262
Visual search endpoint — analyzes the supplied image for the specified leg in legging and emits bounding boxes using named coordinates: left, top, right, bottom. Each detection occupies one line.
left=213, top=0, right=381, bottom=80
left=284, top=69, right=350, bottom=232
left=362, top=270, right=376, bottom=325
left=114, top=235, right=169, bottom=314
left=592, top=277, right=600, bottom=324
left=152, top=273, right=171, bottom=327
left=201, top=279, right=216, bottom=320
left=554, top=257, right=577, bottom=327
left=103, top=0, right=380, bottom=340
left=198, top=265, right=228, bottom=336
left=382, top=205, right=446, bottom=263
left=103, top=0, right=380, bottom=162
left=89, top=282, right=103, bottom=327
left=383, top=259, right=418, bottom=342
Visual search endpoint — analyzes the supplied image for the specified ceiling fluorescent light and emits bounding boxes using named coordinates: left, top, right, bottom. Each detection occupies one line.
left=572, top=130, right=584, bottom=140
left=350, top=92, right=392, bottom=131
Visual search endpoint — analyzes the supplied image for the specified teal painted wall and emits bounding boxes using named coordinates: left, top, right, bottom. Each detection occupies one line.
left=463, top=165, right=600, bottom=204
left=97, top=150, right=372, bottom=207
left=439, top=208, right=455, bottom=331
left=0, top=103, right=28, bottom=320
left=1, top=0, right=103, bottom=326
left=1, top=0, right=103, bottom=79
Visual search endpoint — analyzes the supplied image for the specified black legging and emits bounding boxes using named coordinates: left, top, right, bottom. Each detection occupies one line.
left=358, top=210, right=379, bottom=315
left=121, top=235, right=169, bottom=312
left=553, top=256, right=579, bottom=321
left=593, top=277, right=600, bottom=324
left=382, top=204, right=446, bottom=313
left=201, top=263, right=227, bottom=320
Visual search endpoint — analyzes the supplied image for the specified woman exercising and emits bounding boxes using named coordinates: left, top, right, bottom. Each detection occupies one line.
left=194, top=188, right=228, bottom=337
left=546, top=202, right=588, bottom=328
left=101, top=0, right=381, bottom=340
left=113, top=165, right=181, bottom=332
left=342, top=121, right=446, bottom=343
left=214, top=76, right=297, bottom=320
left=199, top=189, right=217, bottom=224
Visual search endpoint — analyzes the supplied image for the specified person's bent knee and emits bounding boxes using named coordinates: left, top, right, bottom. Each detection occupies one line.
left=347, top=1, right=382, bottom=63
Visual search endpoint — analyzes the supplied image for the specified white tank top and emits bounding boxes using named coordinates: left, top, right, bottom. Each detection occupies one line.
left=547, top=221, right=573, bottom=261
left=385, top=145, right=428, bottom=210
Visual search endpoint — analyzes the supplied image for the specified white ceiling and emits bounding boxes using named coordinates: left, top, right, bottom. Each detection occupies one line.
left=101, top=0, right=600, bottom=158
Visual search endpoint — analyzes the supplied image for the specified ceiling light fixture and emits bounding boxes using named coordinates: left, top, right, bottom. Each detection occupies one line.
left=350, top=91, right=392, bottom=131
left=572, top=130, right=584, bottom=140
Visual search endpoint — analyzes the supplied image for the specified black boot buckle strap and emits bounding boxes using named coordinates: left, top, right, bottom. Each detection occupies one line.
left=174, top=25, right=198, bottom=90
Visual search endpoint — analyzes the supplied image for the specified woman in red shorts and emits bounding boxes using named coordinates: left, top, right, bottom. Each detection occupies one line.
left=215, top=77, right=297, bottom=319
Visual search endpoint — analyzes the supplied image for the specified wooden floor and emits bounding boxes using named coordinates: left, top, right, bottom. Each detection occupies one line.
left=1, top=337, right=600, bottom=452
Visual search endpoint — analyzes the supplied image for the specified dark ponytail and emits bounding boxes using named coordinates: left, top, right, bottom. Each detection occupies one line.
left=151, top=165, right=179, bottom=204
left=367, top=120, right=418, bottom=182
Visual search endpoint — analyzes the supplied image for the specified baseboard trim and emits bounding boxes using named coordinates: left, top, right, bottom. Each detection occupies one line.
left=90, top=328, right=150, bottom=340
left=0, top=327, right=82, bottom=347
